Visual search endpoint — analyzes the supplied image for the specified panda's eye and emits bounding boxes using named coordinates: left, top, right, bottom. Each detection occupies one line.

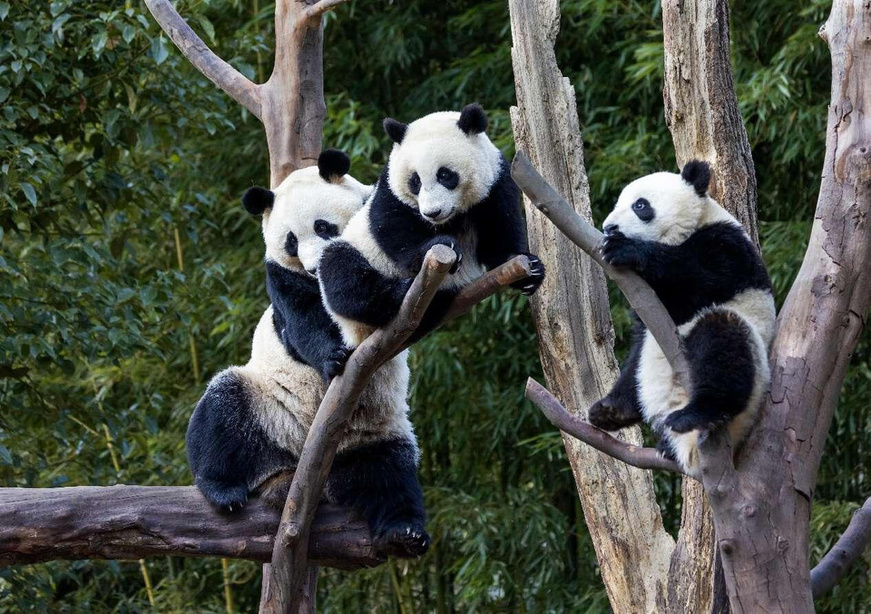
left=631, top=198, right=655, bottom=222
left=408, top=172, right=421, bottom=196
left=436, top=167, right=459, bottom=190
left=284, top=231, right=299, bottom=258
left=313, top=219, right=339, bottom=240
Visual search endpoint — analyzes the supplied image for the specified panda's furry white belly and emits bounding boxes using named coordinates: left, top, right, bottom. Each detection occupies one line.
left=242, top=307, right=414, bottom=457
left=637, top=288, right=775, bottom=474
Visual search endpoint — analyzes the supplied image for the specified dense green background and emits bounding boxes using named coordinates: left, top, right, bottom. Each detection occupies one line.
left=1, top=0, right=868, bottom=611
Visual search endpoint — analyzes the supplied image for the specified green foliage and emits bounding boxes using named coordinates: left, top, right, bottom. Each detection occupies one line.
left=1, top=0, right=868, bottom=612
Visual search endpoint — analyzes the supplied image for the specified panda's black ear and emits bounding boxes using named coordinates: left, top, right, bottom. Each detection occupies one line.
left=383, top=118, right=408, bottom=144
left=242, top=186, right=274, bottom=216
left=318, top=148, right=351, bottom=182
left=681, top=160, right=711, bottom=197
left=457, top=103, right=488, bottom=135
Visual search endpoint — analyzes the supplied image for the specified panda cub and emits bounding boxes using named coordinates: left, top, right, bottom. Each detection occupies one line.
left=187, top=150, right=429, bottom=556
left=318, top=104, right=545, bottom=348
left=588, top=161, right=775, bottom=475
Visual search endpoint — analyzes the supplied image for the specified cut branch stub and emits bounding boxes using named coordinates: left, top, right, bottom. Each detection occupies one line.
left=526, top=379, right=684, bottom=474
left=511, top=151, right=691, bottom=391
left=261, top=245, right=456, bottom=614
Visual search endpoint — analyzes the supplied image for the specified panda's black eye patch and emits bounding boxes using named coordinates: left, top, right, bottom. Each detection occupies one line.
left=284, top=231, right=298, bottom=258
left=631, top=198, right=655, bottom=222
left=436, top=167, right=459, bottom=190
left=408, top=172, right=421, bottom=195
left=313, top=219, right=339, bottom=240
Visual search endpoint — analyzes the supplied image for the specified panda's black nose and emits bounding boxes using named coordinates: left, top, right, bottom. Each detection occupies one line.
left=424, top=209, right=442, bottom=220
left=603, top=224, right=619, bottom=237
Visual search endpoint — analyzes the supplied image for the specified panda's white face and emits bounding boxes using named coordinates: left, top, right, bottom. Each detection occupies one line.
left=602, top=172, right=708, bottom=246
left=386, top=110, right=501, bottom=225
left=263, top=167, right=371, bottom=273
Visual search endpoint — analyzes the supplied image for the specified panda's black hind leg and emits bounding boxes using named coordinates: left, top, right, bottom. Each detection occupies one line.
left=664, top=310, right=755, bottom=434
left=195, top=477, right=250, bottom=512
left=327, top=439, right=429, bottom=558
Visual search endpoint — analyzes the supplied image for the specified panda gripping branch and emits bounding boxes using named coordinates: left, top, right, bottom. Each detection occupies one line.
left=587, top=161, right=776, bottom=476
left=318, top=104, right=545, bottom=349
left=186, top=150, right=430, bottom=557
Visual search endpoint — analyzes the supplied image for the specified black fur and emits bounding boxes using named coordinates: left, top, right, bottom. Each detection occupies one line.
left=328, top=439, right=429, bottom=556
left=266, top=261, right=350, bottom=381
left=319, top=155, right=543, bottom=343
left=600, top=222, right=771, bottom=325
left=588, top=319, right=645, bottom=430
left=457, top=103, right=488, bottom=135
left=681, top=160, right=712, bottom=197
left=242, top=186, right=274, bottom=215
left=186, top=371, right=297, bottom=511
left=664, top=310, right=755, bottom=433
left=318, top=148, right=350, bottom=182
left=383, top=118, right=408, bottom=144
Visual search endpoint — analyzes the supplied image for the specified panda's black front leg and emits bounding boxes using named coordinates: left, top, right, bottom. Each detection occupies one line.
left=600, top=231, right=656, bottom=271
left=509, top=253, right=546, bottom=295
left=326, top=439, right=429, bottom=558
left=408, top=235, right=463, bottom=275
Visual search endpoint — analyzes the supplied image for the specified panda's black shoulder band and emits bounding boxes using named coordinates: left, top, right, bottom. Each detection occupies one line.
left=318, top=149, right=351, bottom=182
left=242, top=186, right=274, bottom=215
left=681, top=160, right=711, bottom=197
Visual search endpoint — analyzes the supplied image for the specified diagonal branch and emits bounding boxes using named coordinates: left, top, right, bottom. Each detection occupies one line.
left=261, top=245, right=457, bottom=614
left=811, top=497, right=871, bottom=598
left=511, top=151, right=691, bottom=390
left=526, top=379, right=685, bottom=474
left=144, top=0, right=262, bottom=118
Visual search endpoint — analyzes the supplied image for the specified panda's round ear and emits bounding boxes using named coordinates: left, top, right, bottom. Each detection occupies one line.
left=383, top=118, right=408, bottom=144
left=318, top=148, right=351, bottom=182
left=242, top=186, right=274, bottom=216
left=681, top=160, right=711, bottom=197
left=457, top=103, right=488, bottom=135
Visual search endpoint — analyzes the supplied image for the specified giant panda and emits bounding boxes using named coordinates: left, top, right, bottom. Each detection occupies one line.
left=317, top=103, right=545, bottom=348
left=587, top=160, right=775, bottom=476
left=186, top=150, right=430, bottom=556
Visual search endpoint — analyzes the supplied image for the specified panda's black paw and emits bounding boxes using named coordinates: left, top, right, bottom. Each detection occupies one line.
left=600, top=231, right=645, bottom=269
left=321, top=346, right=353, bottom=382
left=656, top=437, right=677, bottom=461
left=664, top=407, right=718, bottom=434
left=511, top=253, right=546, bottom=295
left=196, top=478, right=250, bottom=513
left=588, top=397, right=642, bottom=431
left=375, top=522, right=431, bottom=558
left=414, top=236, right=462, bottom=274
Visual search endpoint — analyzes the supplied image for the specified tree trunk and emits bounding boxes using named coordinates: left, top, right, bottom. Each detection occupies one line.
left=699, top=1, right=871, bottom=611
left=508, top=2, right=677, bottom=611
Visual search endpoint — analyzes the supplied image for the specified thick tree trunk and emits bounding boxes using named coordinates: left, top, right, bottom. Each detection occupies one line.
left=699, top=1, right=871, bottom=611
left=508, top=2, right=677, bottom=611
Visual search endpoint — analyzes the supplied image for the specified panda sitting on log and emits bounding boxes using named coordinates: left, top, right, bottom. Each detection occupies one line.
left=588, top=161, right=776, bottom=476
left=317, top=104, right=545, bottom=349
left=187, top=150, right=430, bottom=556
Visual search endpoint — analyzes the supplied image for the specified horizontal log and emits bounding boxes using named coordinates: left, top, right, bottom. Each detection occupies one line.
left=0, top=486, right=384, bottom=570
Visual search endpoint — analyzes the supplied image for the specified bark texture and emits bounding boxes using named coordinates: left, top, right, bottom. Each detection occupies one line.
left=508, top=2, right=677, bottom=611
left=0, top=486, right=382, bottom=569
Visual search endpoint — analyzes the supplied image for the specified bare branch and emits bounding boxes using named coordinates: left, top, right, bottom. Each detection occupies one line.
left=261, top=245, right=457, bottom=614
left=511, top=151, right=692, bottom=391
left=303, top=0, right=350, bottom=21
left=526, top=379, right=685, bottom=474
left=144, top=0, right=262, bottom=118
left=0, top=486, right=384, bottom=570
left=811, top=497, right=871, bottom=598
left=442, top=255, right=533, bottom=323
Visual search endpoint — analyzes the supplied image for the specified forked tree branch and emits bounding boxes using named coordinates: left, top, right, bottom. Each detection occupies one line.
left=262, top=246, right=457, bottom=614
left=526, top=379, right=684, bottom=474
left=0, top=486, right=382, bottom=569
left=811, top=497, right=871, bottom=598
left=144, top=0, right=262, bottom=118
left=303, top=0, right=350, bottom=20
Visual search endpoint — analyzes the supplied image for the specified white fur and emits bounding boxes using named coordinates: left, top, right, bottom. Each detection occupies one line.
left=263, top=166, right=371, bottom=273
left=387, top=111, right=502, bottom=224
